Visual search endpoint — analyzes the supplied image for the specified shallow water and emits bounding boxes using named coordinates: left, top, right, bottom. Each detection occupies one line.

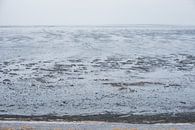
left=0, top=25, right=195, bottom=117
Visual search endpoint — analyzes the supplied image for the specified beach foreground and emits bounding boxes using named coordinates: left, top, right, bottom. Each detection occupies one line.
left=0, top=121, right=195, bottom=130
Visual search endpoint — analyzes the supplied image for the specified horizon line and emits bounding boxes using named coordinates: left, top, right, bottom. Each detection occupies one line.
left=0, top=24, right=195, bottom=28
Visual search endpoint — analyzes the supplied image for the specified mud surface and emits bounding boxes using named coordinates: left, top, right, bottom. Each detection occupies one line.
left=0, top=25, right=195, bottom=122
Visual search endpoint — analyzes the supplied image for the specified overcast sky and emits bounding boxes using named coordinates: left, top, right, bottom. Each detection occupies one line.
left=0, top=0, right=195, bottom=25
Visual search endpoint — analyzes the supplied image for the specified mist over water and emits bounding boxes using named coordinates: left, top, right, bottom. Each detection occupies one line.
left=0, top=0, right=195, bottom=25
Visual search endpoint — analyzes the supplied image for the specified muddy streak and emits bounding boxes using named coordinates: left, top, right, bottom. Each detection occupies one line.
left=0, top=112, right=195, bottom=124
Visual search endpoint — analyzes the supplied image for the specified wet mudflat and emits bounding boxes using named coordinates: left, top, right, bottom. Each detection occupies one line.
left=0, top=25, right=195, bottom=123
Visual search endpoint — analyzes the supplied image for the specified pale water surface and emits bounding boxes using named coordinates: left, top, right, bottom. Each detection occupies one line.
left=0, top=25, right=195, bottom=117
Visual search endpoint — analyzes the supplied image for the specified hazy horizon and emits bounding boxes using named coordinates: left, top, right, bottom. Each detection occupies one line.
left=0, top=0, right=195, bottom=26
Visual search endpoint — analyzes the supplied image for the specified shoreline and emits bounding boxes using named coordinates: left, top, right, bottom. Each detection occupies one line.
left=0, top=112, right=195, bottom=124
left=0, top=120, right=195, bottom=130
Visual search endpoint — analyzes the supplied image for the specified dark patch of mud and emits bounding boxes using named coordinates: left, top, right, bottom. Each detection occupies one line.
left=68, top=59, right=82, bottom=63
left=2, top=79, right=12, bottom=85
left=34, top=78, right=47, bottom=83
left=103, top=81, right=182, bottom=89
left=103, top=81, right=165, bottom=87
left=0, top=112, right=195, bottom=124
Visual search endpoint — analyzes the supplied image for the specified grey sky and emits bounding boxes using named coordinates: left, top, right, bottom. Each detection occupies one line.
left=0, top=0, right=195, bottom=25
